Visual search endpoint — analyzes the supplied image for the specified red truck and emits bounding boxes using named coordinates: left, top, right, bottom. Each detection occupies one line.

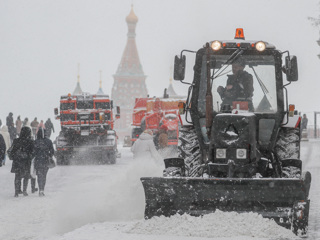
left=131, top=97, right=185, bottom=147
left=54, top=92, right=120, bottom=165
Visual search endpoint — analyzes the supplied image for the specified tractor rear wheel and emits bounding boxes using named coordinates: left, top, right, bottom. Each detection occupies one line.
left=178, top=126, right=201, bottom=177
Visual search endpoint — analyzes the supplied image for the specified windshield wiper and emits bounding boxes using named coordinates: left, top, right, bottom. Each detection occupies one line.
left=213, top=49, right=244, bottom=80
left=250, top=66, right=269, bottom=95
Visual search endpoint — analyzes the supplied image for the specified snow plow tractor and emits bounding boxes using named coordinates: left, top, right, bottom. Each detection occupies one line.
left=54, top=93, right=120, bottom=165
left=141, top=29, right=312, bottom=236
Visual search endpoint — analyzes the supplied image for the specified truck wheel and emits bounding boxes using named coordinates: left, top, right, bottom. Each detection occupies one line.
left=178, top=126, right=201, bottom=177
left=57, top=155, right=69, bottom=165
left=109, top=152, right=116, bottom=164
left=56, top=155, right=65, bottom=165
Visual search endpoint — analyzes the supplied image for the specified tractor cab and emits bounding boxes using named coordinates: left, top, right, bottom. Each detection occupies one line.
left=175, top=28, right=299, bottom=166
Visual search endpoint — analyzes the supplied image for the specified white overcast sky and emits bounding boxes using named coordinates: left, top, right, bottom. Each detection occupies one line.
left=1, top=0, right=320, bottom=126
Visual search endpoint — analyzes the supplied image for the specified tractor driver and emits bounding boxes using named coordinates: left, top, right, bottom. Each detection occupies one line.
left=217, top=57, right=254, bottom=111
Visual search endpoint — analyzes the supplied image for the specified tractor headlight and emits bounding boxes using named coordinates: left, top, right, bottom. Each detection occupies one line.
left=236, top=149, right=247, bottom=159
left=211, top=41, right=222, bottom=51
left=255, top=41, right=266, bottom=52
left=216, top=148, right=226, bottom=159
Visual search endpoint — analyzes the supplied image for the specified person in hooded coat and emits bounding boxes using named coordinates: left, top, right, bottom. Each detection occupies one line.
left=23, top=118, right=34, bottom=140
left=131, top=129, right=162, bottom=163
left=10, top=126, right=34, bottom=197
left=0, top=125, right=11, bottom=165
left=34, top=128, right=54, bottom=197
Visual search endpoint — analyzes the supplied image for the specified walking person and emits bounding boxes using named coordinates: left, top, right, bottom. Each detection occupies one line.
left=23, top=118, right=34, bottom=139
left=301, top=114, right=308, bottom=130
left=0, top=125, right=11, bottom=166
left=16, top=116, right=22, bottom=137
left=30, top=117, right=39, bottom=138
left=6, top=112, right=16, bottom=143
left=131, top=129, right=163, bottom=163
left=22, top=117, right=29, bottom=127
left=0, top=134, right=6, bottom=167
left=36, top=120, right=45, bottom=135
left=9, top=127, right=34, bottom=197
left=34, top=128, right=54, bottom=197
left=44, top=118, right=55, bottom=138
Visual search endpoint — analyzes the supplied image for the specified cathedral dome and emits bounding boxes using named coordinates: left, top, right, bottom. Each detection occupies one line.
left=126, top=6, right=138, bottom=23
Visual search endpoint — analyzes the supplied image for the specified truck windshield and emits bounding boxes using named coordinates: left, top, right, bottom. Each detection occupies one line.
left=77, top=100, right=94, bottom=109
left=95, top=102, right=110, bottom=109
left=60, top=102, right=75, bottom=110
left=61, top=114, right=75, bottom=122
left=206, top=54, right=277, bottom=113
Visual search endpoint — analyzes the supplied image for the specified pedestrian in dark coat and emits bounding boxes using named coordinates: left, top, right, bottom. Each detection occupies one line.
left=6, top=112, right=14, bottom=128
left=10, top=126, right=34, bottom=197
left=44, top=118, right=55, bottom=138
left=34, top=128, right=54, bottom=197
left=0, top=134, right=6, bottom=167
left=6, top=112, right=16, bottom=143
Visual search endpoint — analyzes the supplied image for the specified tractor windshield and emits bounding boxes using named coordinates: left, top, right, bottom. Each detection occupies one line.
left=207, top=54, right=277, bottom=113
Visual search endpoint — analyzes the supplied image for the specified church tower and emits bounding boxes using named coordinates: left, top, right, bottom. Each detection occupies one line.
left=97, top=70, right=104, bottom=95
left=111, top=6, right=148, bottom=138
left=73, top=64, right=83, bottom=95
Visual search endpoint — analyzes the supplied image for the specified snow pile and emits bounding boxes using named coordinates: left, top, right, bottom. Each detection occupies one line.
left=124, top=211, right=296, bottom=239
left=49, top=154, right=163, bottom=234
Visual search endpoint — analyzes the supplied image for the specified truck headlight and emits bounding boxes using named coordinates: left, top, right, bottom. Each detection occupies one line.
left=236, top=149, right=247, bottom=159
left=255, top=41, right=266, bottom=51
left=211, top=41, right=222, bottom=51
left=216, top=148, right=226, bottom=159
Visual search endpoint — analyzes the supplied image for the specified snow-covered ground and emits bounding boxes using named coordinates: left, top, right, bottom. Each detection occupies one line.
left=0, top=142, right=319, bottom=240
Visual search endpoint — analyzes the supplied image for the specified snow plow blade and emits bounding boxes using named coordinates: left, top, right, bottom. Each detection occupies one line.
left=141, top=173, right=311, bottom=235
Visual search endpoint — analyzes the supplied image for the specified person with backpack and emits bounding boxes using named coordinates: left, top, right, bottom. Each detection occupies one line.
left=34, top=128, right=54, bottom=197
left=9, top=127, right=34, bottom=197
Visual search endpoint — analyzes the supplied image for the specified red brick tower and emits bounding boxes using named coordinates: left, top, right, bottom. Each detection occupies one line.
left=112, top=6, right=148, bottom=139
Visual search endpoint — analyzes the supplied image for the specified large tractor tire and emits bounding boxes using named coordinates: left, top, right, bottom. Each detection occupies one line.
left=275, top=127, right=300, bottom=160
left=178, top=126, right=201, bottom=177
left=56, top=154, right=69, bottom=165
left=275, top=127, right=301, bottom=178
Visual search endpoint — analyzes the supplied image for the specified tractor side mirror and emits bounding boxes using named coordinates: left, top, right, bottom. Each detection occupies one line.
left=285, top=55, right=298, bottom=82
left=111, top=100, right=113, bottom=109
left=174, top=55, right=186, bottom=80
left=116, top=106, right=120, bottom=119
left=54, top=108, right=59, bottom=115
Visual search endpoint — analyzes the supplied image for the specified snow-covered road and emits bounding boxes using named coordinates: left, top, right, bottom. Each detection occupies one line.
left=300, top=140, right=320, bottom=240
left=0, top=142, right=319, bottom=240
